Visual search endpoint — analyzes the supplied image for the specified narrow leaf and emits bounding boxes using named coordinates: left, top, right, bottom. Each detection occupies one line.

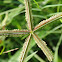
left=30, top=50, right=45, bottom=62
left=24, top=0, right=33, bottom=31
left=8, top=48, right=22, bottom=62
left=20, top=34, right=31, bottom=62
left=42, top=4, right=62, bottom=10
left=0, top=29, right=29, bottom=37
left=0, top=6, right=24, bottom=16
left=0, top=6, right=24, bottom=29
left=60, top=19, right=62, bottom=23
left=18, top=0, right=24, bottom=4
left=32, top=33, right=53, bottom=62
left=0, top=46, right=5, bottom=55
left=2, top=12, right=8, bottom=27
left=33, top=0, right=40, bottom=9
left=54, top=34, right=62, bottom=62
left=42, top=24, right=62, bottom=38
left=24, top=51, right=37, bottom=62
left=34, top=13, right=62, bottom=31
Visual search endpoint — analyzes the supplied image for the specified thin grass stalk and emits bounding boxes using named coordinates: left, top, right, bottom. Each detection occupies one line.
left=3, top=48, right=19, bottom=54
left=54, top=34, right=62, bottom=62
left=33, top=13, right=62, bottom=31
left=32, top=33, right=53, bottom=62
left=30, top=50, right=45, bottom=62
left=24, top=0, right=33, bottom=31
left=20, top=34, right=31, bottom=62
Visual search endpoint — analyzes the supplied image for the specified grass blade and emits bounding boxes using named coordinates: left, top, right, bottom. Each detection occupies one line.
left=33, top=0, right=40, bottom=9
left=42, top=24, right=62, bottom=38
left=0, top=46, right=5, bottom=55
left=20, top=34, right=31, bottom=62
left=0, top=6, right=24, bottom=16
left=0, top=6, right=24, bottom=29
left=32, top=33, right=53, bottom=62
left=8, top=48, right=22, bottom=62
left=1, top=12, right=8, bottom=27
left=24, top=51, right=37, bottom=62
left=42, top=4, right=62, bottom=10
left=33, top=13, right=62, bottom=31
left=54, top=34, right=62, bottom=62
left=30, top=50, right=45, bottom=62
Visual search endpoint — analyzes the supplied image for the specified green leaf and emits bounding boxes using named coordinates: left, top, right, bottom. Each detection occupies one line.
left=42, top=4, right=62, bottom=10
left=60, top=19, right=62, bottom=23
left=33, top=0, right=40, bottom=9
left=0, top=46, right=5, bottom=55
left=18, top=0, right=24, bottom=4
left=0, top=6, right=24, bottom=29
left=6, top=6, right=24, bottom=25
left=30, top=50, right=45, bottom=62
left=24, top=51, right=37, bottom=62
left=8, top=48, right=22, bottom=62
left=53, top=34, right=62, bottom=62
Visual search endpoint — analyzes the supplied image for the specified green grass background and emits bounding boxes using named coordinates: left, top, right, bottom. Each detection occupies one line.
left=0, top=0, right=62, bottom=62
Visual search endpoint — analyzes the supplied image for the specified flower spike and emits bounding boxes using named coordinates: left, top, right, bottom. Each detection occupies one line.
left=33, top=13, right=62, bottom=31
left=32, top=33, right=53, bottom=62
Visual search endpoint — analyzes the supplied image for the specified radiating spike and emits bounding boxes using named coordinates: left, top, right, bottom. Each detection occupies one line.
left=0, top=33, right=29, bottom=37
left=0, top=29, right=29, bottom=33
left=33, top=13, right=62, bottom=31
left=0, top=29, right=30, bottom=37
left=32, top=33, right=53, bottom=62
left=20, top=34, right=31, bottom=62
left=24, top=0, right=33, bottom=31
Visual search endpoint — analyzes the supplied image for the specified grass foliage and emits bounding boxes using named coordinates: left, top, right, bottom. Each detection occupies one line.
left=0, top=0, right=62, bottom=62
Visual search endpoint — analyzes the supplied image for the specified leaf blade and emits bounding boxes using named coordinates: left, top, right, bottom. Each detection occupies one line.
left=54, top=34, right=62, bottom=62
left=24, top=51, right=37, bottom=62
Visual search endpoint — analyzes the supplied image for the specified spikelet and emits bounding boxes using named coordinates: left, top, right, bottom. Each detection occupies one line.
left=32, top=33, right=53, bottom=62
left=0, top=33, right=28, bottom=37
left=24, top=0, right=33, bottom=31
left=34, top=13, right=62, bottom=31
left=0, top=29, right=29, bottom=33
left=0, top=29, right=29, bottom=37
left=20, top=34, right=31, bottom=62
